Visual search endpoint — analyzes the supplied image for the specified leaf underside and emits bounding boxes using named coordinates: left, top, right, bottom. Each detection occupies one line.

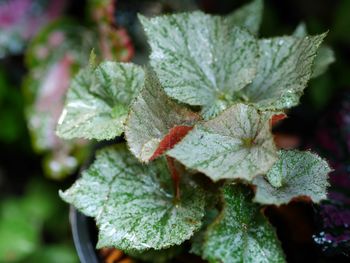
left=253, top=150, right=331, bottom=205
left=125, top=69, right=199, bottom=162
left=56, top=62, right=144, bottom=140
left=60, top=144, right=206, bottom=251
left=168, top=103, right=278, bottom=182
left=140, top=11, right=258, bottom=119
left=201, top=184, right=285, bottom=263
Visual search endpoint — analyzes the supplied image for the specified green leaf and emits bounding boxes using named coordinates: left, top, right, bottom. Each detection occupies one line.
left=168, top=104, right=278, bottom=182
left=140, top=12, right=258, bottom=119
left=125, top=69, right=199, bottom=162
left=293, top=23, right=335, bottom=78
left=311, top=45, right=335, bottom=78
left=57, top=62, right=144, bottom=140
left=60, top=144, right=206, bottom=251
left=224, top=0, right=263, bottom=35
left=27, top=245, right=79, bottom=263
left=253, top=150, right=331, bottom=205
left=201, top=184, right=285, bottom=263
left=190, top=209, right=219, bottom=256
left=0, top=200, right=40, bottom=262
left=241, top=34, right=326, bottom=110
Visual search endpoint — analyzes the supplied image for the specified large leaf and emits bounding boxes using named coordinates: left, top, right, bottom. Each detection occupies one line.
left=140, top=12, right=258, bottom=119
left=200, top=184, right=285, bottom=263
left=60, top=144, right=206, bottom=251
left=125, top=69, right=200, bottom=162
left=224, top=0, right=263, bottom=35
left=253, top=150, right=331, bottom=205
left=57, top=62, right=144, bottom=140
left=168, top=104, right=278, bottom=182
left=293, top=23, right=335, bottom=78
left=241, top=34, right=326, bottom=110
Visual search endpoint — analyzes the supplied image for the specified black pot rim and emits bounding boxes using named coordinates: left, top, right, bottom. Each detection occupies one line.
left=69, top=206, right=100, bottom=263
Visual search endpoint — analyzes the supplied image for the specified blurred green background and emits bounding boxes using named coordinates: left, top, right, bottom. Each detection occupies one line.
left=0, top=0, right=349, bottom=262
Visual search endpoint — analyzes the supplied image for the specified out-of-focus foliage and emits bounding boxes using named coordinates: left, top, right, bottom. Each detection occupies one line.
left=0, top=0, right=67, bottom=58
left=0, top=178, right=78, bottom=263
left=22, top=0, right=134, bottom=179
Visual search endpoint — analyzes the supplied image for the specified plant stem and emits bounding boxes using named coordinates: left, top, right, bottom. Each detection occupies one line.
left=166, top=156, right=181, bottom=202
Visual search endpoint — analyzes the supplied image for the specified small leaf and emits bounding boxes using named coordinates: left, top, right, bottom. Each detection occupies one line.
left=125, top=69, right=199, bottom=162
left=60, top=144, right=206, bottom=251
left=140, top=12, right=258, bottom=119
left=224, top=0, right=263, bottom=35
left=168, top=104, right=278, bottom=182
left=253, top=150, right=331, bottom=205
left=201, top=184, right=285, bottom=263
left=242, top=34, right=326, bottom=110
left=293, top=23, right=335, bottom=79
left=57, top=62, right=144, bottom=140
left=311, top=45, right=335, bottom=78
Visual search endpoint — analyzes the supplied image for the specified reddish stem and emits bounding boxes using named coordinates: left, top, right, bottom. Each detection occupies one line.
left=166, top=156, right=181, bottom=201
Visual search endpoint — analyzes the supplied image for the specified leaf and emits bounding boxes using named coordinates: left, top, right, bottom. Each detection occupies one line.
left=201, top=184, right=285, bottom=263
left=293, top=23, right=335, bottom=79
left=241, top=34, right=326, bottom=110
left=253, top=150, right=331, bottom=205
left=57, top=62, right=144, bottom=140
left=27, top=245, right=79, bottom=263
left=311, top=45, right=335, bottom=78
left=125, top=69, right=199, bottom=162
left=0, top=199, right=39, bottom=262
left=190, top=209, right=219, bottom=256
left=224, top=0, right=263, bottom=35
left=139, top=12, right=258, bottom=119
left=168, top=104, right=278, bottom=182
left=23, top=20, right=97, bottom=178
left=60, top=144, right=206, bottom=251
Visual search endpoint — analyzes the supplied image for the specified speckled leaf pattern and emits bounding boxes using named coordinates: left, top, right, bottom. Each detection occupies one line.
left=224, top=0, right=263, bottom=35
left=60, top=144, right=206, bottom=251
left=253, top=150, right=331, bottom=205
left=293, top=23, right=335, bottom=79
left=140, top=12, right=258, bottom=119
left=202, top=184, right=285, bottom=263
left=168, top=104, right=278, bottom=182
left=242, top=34, right=326, bottom=110
left=125, top=69, right=199, bottom=162
left=56, top=62, right=144, bottom=140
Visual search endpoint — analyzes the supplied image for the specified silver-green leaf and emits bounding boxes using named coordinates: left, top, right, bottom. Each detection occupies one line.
left=60, top=144, right=206, bottom=251
left=140, top=12, right=258, bottom=119
left=242, top=34, right=326, bottom=110
left=56, top=62, right=144, bottom=140
left=224, top=0, right=263, bottom=35
left=168, top=104, right=278, bottom=182
left=293, top=23, right=335, bottom=78
left=253, top=150, right=331, bottom=205
left=125, top=69, right=200, bottom=162
left=201, top=184, right=285, bottom=263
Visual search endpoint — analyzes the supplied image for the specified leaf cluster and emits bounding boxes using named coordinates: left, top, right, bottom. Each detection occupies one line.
left=58, top=1, right=333, bottom=262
